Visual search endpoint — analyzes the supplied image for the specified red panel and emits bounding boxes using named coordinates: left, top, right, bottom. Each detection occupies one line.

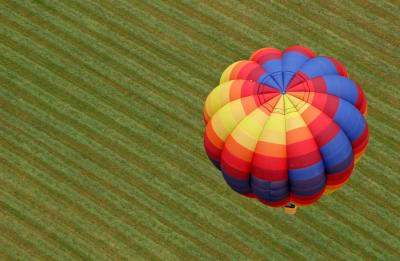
left=236, top=62, right=265, bottom=81
left=238, top=81, right=258, bottom=98
left=308, top=116, right=340, bottom=147
left=221, top=145, right=252, bottom=173
left=221, top=158, right=249, bottom=180
left=323, top=94, right=340, bottom=117
left=286, top=81, right=309, bottom=92
left=284, top=46, right=316, bottom=58
left=326, top=162, right=354, bottom=186
left=250, top=48, right=281, bottom=63
left=287, top=71, right=308, bottom=89
left=204, top=134, right=222, bottom=161
left=291, top=188, right=325, bottom=206
left=252, top=153, right=287, bottom=171
left=252, top=166, right=288, bottom=182
left=288, top=150, right=322, bottom=169
left=287, top=138, right=318, bottom=157
left=310, top=77, right=327, bottom=93
left=355, top=84, right=367, bottom=114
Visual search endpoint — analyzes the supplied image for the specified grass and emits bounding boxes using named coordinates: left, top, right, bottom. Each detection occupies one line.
left=0, top=0, right=399, bottom=259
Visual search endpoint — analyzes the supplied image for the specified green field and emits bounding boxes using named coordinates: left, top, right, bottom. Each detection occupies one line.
left=0, top=0, right=399, bottom=260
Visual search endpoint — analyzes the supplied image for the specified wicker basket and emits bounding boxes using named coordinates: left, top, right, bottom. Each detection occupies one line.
left=284, top=205, right=298, bottom=215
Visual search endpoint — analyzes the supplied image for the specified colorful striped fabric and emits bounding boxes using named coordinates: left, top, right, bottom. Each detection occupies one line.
left=203, top=46, right=368, bottom=208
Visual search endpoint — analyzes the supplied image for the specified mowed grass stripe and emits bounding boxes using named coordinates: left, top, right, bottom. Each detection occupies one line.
left=293, top=0, right=399, bottom=60
left=0, top=212, right=55, bottom=260
left=0, top=2, right=201, bottom=130
left=50, top=0, right=219, bottom=96
left=0, top=181, right=114, bottom=261
left=317, top=1, right=399, bottom=45
left=0, top=73, right=188, bottom=258
left=1, top=2, right=398, bottom=252
left=0, top=125, right=182, bottom=260
left=0, top=233, right=24, bottom=261
left=0, top=149, right=159, bottom=260
left=336, top=181, right=400, bottom=240
left=363, top=149, right=400, bottom=188
left=0, top=83, right=197, bottom=258
left=363, top=0, right=400, bottom=20
left=0, top=199, right=85, bottom=260
left=317, top=186, right=400, bottom=255
left=0, top=11, right=201, bottom=158
left=270, top=0, right=400, bottom=68
left=0, top=141, right=124, bottom=260
left=345, top=0, right=400, bottom=35
left=0, top=118, right=229, bottom=260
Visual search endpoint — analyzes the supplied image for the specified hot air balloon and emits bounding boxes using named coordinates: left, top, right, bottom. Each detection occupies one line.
left=203, top=46, right=368, bottom=214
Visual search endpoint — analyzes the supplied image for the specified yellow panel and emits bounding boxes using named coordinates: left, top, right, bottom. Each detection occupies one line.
left=259, top=128, right=286, bottom=145
left=210, top=99, right=246, bottom=141
left=284, top=95, right=307, bottom=131
left=204, top=81, right=232, bottom=119
left=257, top=96, right=286, bottom=145
left=287, top=94, right=310, bottom=114
left=204, top=87, right=221, bottom=119
left=286, top=114, right=306, bottom=131
left=220, top=61, right=242, bottom=84
left=231, top=108, right=269, bottom=151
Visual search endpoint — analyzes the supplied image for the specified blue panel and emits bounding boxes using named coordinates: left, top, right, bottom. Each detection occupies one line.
left=320, top=130, right=353, bottom=168
left=300, top=57, right=337, bottom=79
left=222, top=171, right=251, bottom=194
left=333, top=99, right=367, bottom=142
left=251, top=176, right=289, bottom=202
left=261, top=59, right=284, bottom=89
left=257, top=73, right=282, bottom=91
left=288, top=160, right=325, bottom=181
left=325, top=151, right=353, bottom=174
left=261, top=59, right=282, bottom=73
left=290, top=175, right=326, bottom=196
left=282, top=52, right=310, bottom=87
left=282, top=71, right=295, bottom=92
left=324, top=76, right=358, bottom=104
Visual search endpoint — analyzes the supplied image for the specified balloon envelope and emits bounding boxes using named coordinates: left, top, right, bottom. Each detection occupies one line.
left=203, top=46, right=368, bottom=207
